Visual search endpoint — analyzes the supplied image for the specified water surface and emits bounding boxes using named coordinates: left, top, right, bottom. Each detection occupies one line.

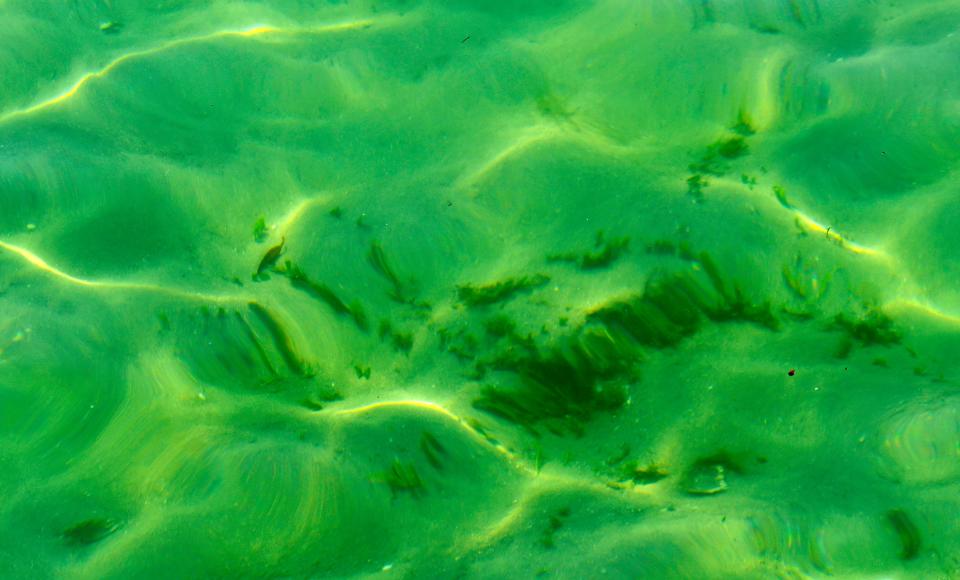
left=1, top=1, right=959, bottom=577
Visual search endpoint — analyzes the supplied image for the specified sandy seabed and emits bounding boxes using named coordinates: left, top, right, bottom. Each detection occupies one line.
left=1, top=1, right=960, bottom=578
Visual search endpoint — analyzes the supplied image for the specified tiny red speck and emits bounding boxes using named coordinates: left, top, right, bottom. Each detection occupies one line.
left=788, top=369, right=796, bottom=376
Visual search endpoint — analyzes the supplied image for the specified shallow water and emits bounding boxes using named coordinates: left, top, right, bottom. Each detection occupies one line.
left=1, top=1, right=959, bottom=578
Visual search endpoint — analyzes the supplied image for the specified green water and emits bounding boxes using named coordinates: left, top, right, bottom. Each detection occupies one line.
left=1, top=1, right=959, bottom=577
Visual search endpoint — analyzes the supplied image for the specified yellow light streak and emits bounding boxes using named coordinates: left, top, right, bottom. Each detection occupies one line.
left=886, top=298, right=960, bottom=326
left=0, top=19, right=375, bottom=124
left=334, top=398, right=522, bottom=464
left=792, top=212, right=883, bottom=256
left=0, top=239, right=245, bottom=304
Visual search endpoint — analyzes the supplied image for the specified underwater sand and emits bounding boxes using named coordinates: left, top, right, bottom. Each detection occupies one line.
left=1, top=0, right=960, bottom=578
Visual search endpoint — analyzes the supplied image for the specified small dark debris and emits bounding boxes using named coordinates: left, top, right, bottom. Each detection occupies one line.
left=687, top=174, right=706, bottom=199
left=62, top=518, right=120, bottom=547
left=548, top=232, right=629, bottom=269
left=368, top=241, right=409, bottom=303
left=252, top=216, right=269, bottom=243
left=833, top=306, right=901, bottom=347
left=773, top=185, right=792, bottom=209
left=420, top=432, right=448, bottom=470
left=621, top=462, right=669, bottom=485
left=254, top=237, right=285, bottom=279
left=302, top=386, right=342, bottom=411
left=714, top=136, right=748, bottom=159
left=379, top=320, right=414, bottom=354
left=539, top=507, right=572, bottom=549
left=752, top=24, right=782, bottom=34
left=605, top=443, right=631, bottom=467
left=99, top=21, right=122, bottom=34
left=683, top=453, right=743, bottom=496
left=354, top=364, right=371, bottom=379
left=886, top=509, right=922, bottom=560
left=373, top=458, right=426, bottom=499
left=732, top=111, right=755, bottom=136
left=457, top=275, right=549, bottom=307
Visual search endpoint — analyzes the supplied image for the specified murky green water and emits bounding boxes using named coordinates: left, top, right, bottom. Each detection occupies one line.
left=1, top=1, right=959, bottom=578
